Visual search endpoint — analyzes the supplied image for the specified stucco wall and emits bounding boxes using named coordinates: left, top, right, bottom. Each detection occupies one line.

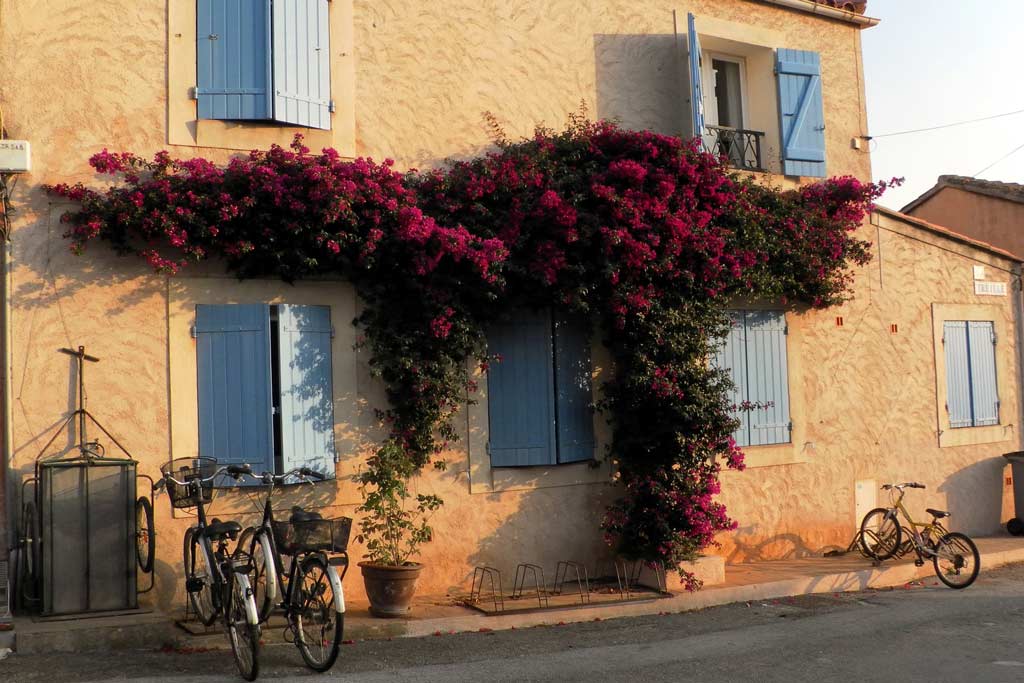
left=0, top=0, right=966, bottom=612
left=906, top=187, right=1024, bottom=261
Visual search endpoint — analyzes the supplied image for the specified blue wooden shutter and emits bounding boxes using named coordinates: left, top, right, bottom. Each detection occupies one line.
left=687, top=13, right=706, bottom=140
left=195, top=305, right=274, bottom=475
left=775, top=49, right=826, bottom=177
left=277, top=305, right=336, bottom=477
left=553, top=314, right=595, bottom=464
left=714, top=311, right=750, bottom=447
left=272, top=0, right=332, bottom=129
left=486, top=310, right=557, bottom=467
left=196, top=0, right=273, bottom=120
left=968, top=321, right=999, bottom=426
left=745, top=311, right=791, bottom=446
left=943, top=321, right=973, bottom=428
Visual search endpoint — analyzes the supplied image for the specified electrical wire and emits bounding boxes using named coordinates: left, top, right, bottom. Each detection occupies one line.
left=869, top=108, right=1024, bottom=139
left=972, top=140, right=1024, bottom=178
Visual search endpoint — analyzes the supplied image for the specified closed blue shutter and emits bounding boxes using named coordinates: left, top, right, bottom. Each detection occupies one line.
left=195, top=305, right=274, bottom=477
left=775, top=49, right=826, bottom=177
left=197, top=0, right=273, bottom=121
left=486, top=310, right=557, bottom=467
left=277, top=305, right=336, bottom=477
left=746, top=311, right=791, bottom=446
left=968, top=321, right=999, bottom=426
left=714, top=311, right=750, bottom=447
left=553, top=314, right=595, bottom=463
left=944, top=321, right=973, bottom=428
left=272, top=0, right=332, bottom=129
left=687, top=13, right=706, bottom=140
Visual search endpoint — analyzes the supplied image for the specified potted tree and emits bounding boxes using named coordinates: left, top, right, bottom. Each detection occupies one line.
left=355, top=439, right=443, bottom=617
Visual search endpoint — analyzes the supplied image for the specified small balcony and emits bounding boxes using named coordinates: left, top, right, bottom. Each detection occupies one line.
left=703, top=126, right=765, bottom=173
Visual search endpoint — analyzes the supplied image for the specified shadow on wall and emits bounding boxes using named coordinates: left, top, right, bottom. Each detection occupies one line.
left=725, top=526, right=847, bottom=564
left=937, top=457, right=1006, bottom=535
left=594, top=34, right=684, bottom=138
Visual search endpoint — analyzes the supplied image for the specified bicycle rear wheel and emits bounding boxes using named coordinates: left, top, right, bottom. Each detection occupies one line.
left=135, top=497, right=155, bottom=573
left=225, top=568, right=260, bottom=681
left=183, top=527, right=218, bottom=626
left=932, top=532, right=980, bottom=589
left=859, top=508, right=901, bottom=560
left=19, top=501, right=39, bottom=606
left=291, top=555, right=343, bottom=672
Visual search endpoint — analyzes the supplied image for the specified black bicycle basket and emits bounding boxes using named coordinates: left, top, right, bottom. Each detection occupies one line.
left=272, top=516, right=352, bottom=555
left=160, top=457, right=217, bottom=509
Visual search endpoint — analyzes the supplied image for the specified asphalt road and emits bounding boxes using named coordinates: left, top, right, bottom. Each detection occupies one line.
left=5, top=562, right=1024, bottom=682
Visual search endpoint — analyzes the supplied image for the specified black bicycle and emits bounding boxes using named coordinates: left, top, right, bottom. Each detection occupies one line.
left=235, top=467, right=350, bottom=672
left=157, top=457, right=262, bottom=680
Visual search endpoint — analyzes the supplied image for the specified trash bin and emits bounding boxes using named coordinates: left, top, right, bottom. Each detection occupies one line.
left=1003, top=452, right=1024, bottom=535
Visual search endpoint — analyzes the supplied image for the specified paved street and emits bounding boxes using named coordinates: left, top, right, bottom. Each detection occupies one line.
left=5, top=562, right=1024, bottom=682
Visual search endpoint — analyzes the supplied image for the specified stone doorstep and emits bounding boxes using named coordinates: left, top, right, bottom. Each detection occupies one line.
left=8, top=536, right=1024, bottom=654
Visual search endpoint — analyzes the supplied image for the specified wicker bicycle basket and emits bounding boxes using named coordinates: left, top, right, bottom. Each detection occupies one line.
left=272, top=516, right=353, bottom=555
left=159, top=457, right=217, bottom=509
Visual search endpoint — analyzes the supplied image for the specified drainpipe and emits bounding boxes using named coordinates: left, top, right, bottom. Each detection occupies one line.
left=0, top=197, right=9, bottom=556
left=1015, top=263, right=1024, bottom=453
left=754, top=0, right=880, bottom=27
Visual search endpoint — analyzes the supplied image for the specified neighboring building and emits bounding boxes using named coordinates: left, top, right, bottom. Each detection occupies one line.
left=902, top=175, right=1024, bottom=259
left=0, top=0, right=1020, bottom=618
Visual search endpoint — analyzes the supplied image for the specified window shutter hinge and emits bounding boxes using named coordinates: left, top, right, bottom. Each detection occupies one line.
left=788, top=421, right=793, bottom=432
left=784, top=324, right=789, bottom=335
left=330, top=325, right=336, bottom=339
left=485, top=442, right=490, bottom=455
left=992, top=330, right=997, bottom=344
left=329, top=100, right=336, bottom=113
left=190, top=325, right=197, bottom=339
left=188, top=87, right=198, bottom=101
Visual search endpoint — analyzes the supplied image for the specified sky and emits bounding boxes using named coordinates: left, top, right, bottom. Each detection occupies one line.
left=862, top=0, right=1024, bottom=209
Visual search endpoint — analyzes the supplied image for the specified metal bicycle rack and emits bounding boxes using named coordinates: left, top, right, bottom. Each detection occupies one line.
left=17, top=346, right=156, bottom=616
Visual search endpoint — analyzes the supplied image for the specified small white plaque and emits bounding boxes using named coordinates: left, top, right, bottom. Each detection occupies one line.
left=973, top=265, right=986, bottom=280
left=0, top=140, right=30, bottom=172
left=975, top=281, right=1007, bottom=296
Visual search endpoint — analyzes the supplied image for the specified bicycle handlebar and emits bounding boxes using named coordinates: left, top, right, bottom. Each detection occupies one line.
left=160, top=464, right=248, bottom=487
left=881, top=482, right=926, bottom=491
left=256, top=466, right=328, bottom=485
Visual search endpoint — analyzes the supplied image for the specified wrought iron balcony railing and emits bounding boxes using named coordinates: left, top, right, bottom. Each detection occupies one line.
left=703, top=126, right=765, bottom=172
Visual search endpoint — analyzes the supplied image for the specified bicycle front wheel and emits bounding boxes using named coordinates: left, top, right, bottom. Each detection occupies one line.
left=859, top=508, right=901, bottom=560
left=225, top=569, right=261, bottom=681
left=183, top=527, right=218, bottom=626
left=932, top=532, right=980, bottom=589
left=241, top=528, right=277, bottom=622
left=135, top=496, right=155, bottom=573
left=291, top=555, right=343, bottom=672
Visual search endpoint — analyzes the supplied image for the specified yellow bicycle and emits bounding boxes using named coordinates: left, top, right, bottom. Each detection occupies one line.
left=859, top=482, right=980, bottom=589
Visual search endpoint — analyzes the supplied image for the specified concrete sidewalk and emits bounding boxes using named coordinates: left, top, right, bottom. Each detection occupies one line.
left=11, top=535, right=1024, bottom=653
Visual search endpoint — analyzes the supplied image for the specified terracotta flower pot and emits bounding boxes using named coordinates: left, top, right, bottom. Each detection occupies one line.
left=359, top=561, right=423, bottom=617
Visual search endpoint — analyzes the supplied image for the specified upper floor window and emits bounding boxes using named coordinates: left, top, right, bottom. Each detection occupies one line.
left=943, top=320, right=999, bottom=428
left=485, top=310, right=595, bottom=467
left=682, top=13, right=826, bottom=177
left=196, top=0, right=332, bottom=130
left=714, top=310, right=792, bottom=447
left=194, top=304, right=336, bottom=480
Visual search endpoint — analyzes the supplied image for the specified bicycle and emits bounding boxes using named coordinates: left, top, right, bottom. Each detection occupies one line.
left=859, top=482, right=980, bottom=589
left=235, top=467, right=350, bottom=672
left=156, top=457, right=262, bottom=680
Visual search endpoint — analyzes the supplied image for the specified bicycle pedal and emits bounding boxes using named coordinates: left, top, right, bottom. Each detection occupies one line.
left=185, top=577, right=205, bottom=593
left=914, top=559, right=924, bottom=567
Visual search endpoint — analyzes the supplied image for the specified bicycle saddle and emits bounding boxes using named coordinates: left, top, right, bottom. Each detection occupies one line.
left=926, top=508, right=950, bottom=519
left=204, top=518, right=242, bottom=540
left=289, top=506, right=323, bottom=523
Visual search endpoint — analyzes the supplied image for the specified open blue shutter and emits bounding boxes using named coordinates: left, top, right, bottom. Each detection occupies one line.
left=714, top=311, right=750, bottom=447
left=195, top=305, right=274, bottom=477
left=553, top=314, right=595, bottom=463
left=196, top=0, right=272, bottom=120
left=486, top=310, right=556, bottom=467
left=687, top=13, right=706, bottom=140
left=968, top=321, right=999, bottom=426
left=944, top=321, right=973, bottom=428
left=272, top=0, right=332, bottom=129
left=277, top=305, right=336, bottom=477
left=775, top=49, right=826, bottom=177
left=746, top=311, right=791, bottom=446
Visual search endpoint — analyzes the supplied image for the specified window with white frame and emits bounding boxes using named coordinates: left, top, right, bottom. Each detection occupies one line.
left=943, top=320, right=999, bottom=428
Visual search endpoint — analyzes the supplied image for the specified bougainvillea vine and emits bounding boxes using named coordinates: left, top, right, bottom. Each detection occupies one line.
left=47, top=118, right=893, bottom=586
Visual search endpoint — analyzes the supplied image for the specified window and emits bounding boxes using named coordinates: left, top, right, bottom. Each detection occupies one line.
left=194, top=303, right=336, bottom=479
left=714, top=310, right=791, bottom=447
left=196, top=0, right=332, bottom=130
left=485, top=310, right=595, bottom=467
left=943, top=320, right=999, bottom=428
left=704, top=55, right=746, bottom=129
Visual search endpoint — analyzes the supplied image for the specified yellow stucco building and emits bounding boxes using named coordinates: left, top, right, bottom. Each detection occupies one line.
left=0, top=0, right=1020, bottom=615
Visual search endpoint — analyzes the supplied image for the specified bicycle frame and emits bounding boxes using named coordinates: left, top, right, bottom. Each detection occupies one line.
left=884, top=488, right=947, bottom=561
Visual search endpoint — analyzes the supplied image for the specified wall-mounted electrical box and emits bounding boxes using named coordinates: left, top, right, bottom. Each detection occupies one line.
left=0, top=140, right=31, bottom=173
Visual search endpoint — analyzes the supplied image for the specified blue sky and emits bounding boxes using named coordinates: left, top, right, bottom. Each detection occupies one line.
left=862, top=0, right=1024, bottom=209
